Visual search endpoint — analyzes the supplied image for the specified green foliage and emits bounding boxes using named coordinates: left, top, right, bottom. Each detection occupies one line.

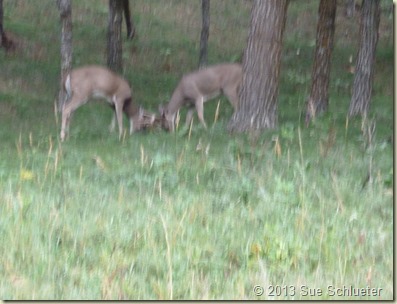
left=0, top=0, right=393, bottom=300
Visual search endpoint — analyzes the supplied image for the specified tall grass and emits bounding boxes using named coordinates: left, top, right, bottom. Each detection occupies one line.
left=0, top=0, right=393, bottom=300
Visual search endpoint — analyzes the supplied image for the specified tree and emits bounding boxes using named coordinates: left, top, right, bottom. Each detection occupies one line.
left=107, top=0, right=123, bottom=73
left=57, top=0, right=72, bottom=111
left=123, top=0, right=135, bottom=40
left=198, top=0, right=210, bottom=68
left=305, top=0, right=337, bottom=125
left=348, top=0, right=380, bottom=117
left=0, top=0, right=13, bottom=51
left=0, top=0, right=5, bottom=47
left=228, top=0, right=289, bottom=133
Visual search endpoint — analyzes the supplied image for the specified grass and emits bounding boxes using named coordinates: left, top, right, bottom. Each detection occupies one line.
left=0, top=0, right=393, bottom=300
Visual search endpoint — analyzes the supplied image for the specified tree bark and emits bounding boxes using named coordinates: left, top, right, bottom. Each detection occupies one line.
left=57, top=0, right=72, bottom=111
left=0, top=0, right=13, bottom=51
left=123, top=0, right=135, bottom=40
left=198, top=0, right=210, bottom=68
left=228, top=0, right=289, bottom=133
left=348, top=0, right=380, bottom=117
left=305, top=0, right=336, bottom=125
left=0, top=0, right=4, bottom=47
left=107, top=0, right=123, bottom=73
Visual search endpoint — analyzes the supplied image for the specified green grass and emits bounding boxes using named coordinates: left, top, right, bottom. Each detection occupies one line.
left=0, top=0, right=393, bottom=300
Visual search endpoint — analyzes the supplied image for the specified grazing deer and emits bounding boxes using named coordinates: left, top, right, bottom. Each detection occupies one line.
left=60, top=65, right=146, bottom=141
left=159, top=63, right=242, bottom=132
left=109, top=99, right=157, bottom=134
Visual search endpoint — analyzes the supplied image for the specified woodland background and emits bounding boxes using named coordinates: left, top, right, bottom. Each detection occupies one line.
left=0, top=0, right=393, bottom=300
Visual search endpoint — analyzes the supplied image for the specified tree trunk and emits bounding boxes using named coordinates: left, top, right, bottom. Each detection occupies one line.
left=0, top=0, right=13, bottom=51
left=57, top=0, right=72, bottom=111
left=123, top=0, right=135, bottom=40
left=228, top=0, right=289, bottom=133
left=348, top=0, right=380, bottom=117
left=107, top=0, right=123, bottom=73
left=198, top=0, right=210, bottom=68
left=305, top=0, right=336, bottom=125
left=0, top=0, right=4, bottom=47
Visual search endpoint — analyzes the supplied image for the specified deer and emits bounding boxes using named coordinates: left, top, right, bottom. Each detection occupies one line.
left=109, top=98, right=157, bottom=134
left=159, top=63, right=242, bottom=132
left=60, top=65, right=152, bottom=141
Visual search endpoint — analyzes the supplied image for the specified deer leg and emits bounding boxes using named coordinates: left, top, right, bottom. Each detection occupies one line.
left=129, top=118, right=134, bottom=134
left=168, top=113, right=176, bottom=132
left=113, top=97, right=124, bottom=139
left=60, top=108, right=71, bottom=141
left=60, top=96, right=84, bottom=141
left=223, top=86, right=239, bottom=111
left=185, top=105, right=196, bottom=128
left=195, top=96, right=207, bottom=129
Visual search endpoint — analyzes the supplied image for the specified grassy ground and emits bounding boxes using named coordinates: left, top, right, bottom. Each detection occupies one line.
left=0, top=0, right=393, bottom=300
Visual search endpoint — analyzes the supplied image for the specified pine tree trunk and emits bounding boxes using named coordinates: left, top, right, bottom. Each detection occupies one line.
left=228, top=0, right=289, bottom=133
left=199, top=0, right=210, bottom=68
left=107, top=0, right=123, bottom=73
left=57, top=0, right=72, bottom=111
left=348, top=0, right=380, bottom=117
left=305, top=0, right=336, bottom=125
